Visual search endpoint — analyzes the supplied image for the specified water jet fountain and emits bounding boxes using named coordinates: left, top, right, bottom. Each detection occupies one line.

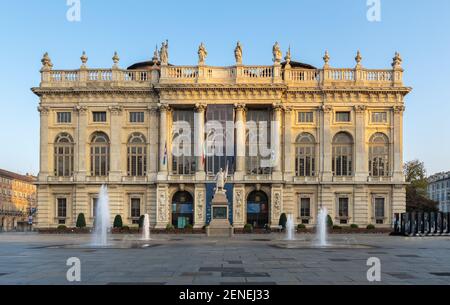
left=92, top=185, right=110, bottom=246
left=142, top=214, right=151, bottom=241
left=316, top=207, right=328, bottom=247
left=285, top=214, right=295, bottom=241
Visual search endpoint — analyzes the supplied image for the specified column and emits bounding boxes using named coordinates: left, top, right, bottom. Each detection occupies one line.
left=234, top=104, right=246, bottom=180
left=393, top=106, right=405, bottom=181
left=354, top=105, right=368, bottom=181
left=272, top=104, right=283, bottom=180
left=158, top=104, right=170, bottom=179
left=284, top=107, right=294, bottom=180
left=194, top=104, right=206, bottom=179
left=148, top=106, right=158, bottom=180
left=320, top=105, right=333, bottom=181
left=38, top=106, right=50, bottom=180
left=75, top=106, right=88, bottom=181
left=109, top=106, right=123, bottom=181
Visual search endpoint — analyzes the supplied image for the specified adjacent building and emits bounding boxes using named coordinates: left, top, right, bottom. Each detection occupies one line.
left=428, top=172, right=450, bottom=213
left=0, top=169, right=37, bottom=231
left=32, top=43, right=411, bottom=229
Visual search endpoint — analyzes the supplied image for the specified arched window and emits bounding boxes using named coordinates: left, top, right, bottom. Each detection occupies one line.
left=90, top=132, right=110, bottom=176
left=295, top=133, right=316, bottom=177
left=369, top=133, right=390, bottom=177
left=332, top=132, right=353, bottom=176
left=172, top=191, right=194, bottom=228
left=127, top=133, right=147, bottom=176
left=246, top=190, right=269, bottom=228
left=54, top=133, right=74, bottom=177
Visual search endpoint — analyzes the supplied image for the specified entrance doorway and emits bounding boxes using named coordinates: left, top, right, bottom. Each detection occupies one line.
left=171, top=191, right=194, bottom=229
left=246, top=191, right=269, bottom=228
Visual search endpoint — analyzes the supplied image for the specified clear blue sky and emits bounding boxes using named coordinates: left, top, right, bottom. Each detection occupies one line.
left=0, top=0, right=449, bottom=176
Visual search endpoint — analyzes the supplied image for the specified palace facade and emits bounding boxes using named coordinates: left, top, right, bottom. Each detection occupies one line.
left=32, top=43, right=411, bottom=229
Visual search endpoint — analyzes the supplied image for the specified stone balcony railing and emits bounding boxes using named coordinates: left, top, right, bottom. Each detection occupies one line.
left=40, top=64, right=403, bottom=88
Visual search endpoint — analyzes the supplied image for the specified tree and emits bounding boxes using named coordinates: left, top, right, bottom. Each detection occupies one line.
left=76, top=213, right=86, bottom=228
left=113, top=215, right=123, bottom=228
left=403, top=160, right=438, bottom=212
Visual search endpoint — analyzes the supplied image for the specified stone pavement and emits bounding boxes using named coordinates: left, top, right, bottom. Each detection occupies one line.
left=0, top=233, right=449, bottom=285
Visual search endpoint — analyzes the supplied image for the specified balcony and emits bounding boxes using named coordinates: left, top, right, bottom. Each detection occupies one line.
left=39, top=65, right=402, bottom=89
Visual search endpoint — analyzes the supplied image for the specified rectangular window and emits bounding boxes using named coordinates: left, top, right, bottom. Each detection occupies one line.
left=57, top=198, right=67, bottom=218
left=130, top=112, right=145, bottom=123
left=371, top=112, right=387, bottom=123
left=338, top=197, right=349, bottom=224
left=300, top=197, right=311, bottom=219
left=131, top=198, right=141, bottom=219
left=93, top=111, right=107, bottom=122
left=335, top=111, right=351, bottom=122
left=298, top=111, right=314, bottom=123
left=375, top=198, right=385, bottom=224
left=57, top=112, right=72, bottom=123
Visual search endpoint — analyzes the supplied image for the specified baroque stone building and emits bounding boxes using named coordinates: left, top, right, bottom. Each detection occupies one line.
left=0, top=169, right=37, bottom=231
left=32, top=43, right=411, bottom=229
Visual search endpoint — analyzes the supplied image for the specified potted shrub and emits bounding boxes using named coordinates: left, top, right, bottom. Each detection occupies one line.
left=297, top=224, right=306, bottom=231
left=333, top=225, right=342, bottom=230
left=279, top=213, right=287, bottom=229
left=350, top=224, right=359, bottom=229
left=113, top=215, right=123, bottom=228
left=185, top=224, right=193, bottom=232
left=326, top=215, right=333, bottom=228
left=57, top=225, right=67, bottom=232
left=244, top=224, right=253, bottom=233
left=76, top=213, right=86, bottom=229
left=138, top=215, right=145, bottom=229
left=366, top=224, right=376, bottom=230
left=166, top=224, right=175, bottom=232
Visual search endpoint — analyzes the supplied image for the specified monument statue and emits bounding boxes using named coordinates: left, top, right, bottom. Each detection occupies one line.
left=234, top=41, right=243, bottom=65
left=198, top=42, right=208, bottom=65
left=159, top=40, right=169, bottom=65
left=214, top=167, right=228, bottom=194
left=272, top=42, right=282, bottom=64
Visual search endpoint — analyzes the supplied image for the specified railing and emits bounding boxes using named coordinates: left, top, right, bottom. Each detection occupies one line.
left=43, top=66, right=402, bottom=87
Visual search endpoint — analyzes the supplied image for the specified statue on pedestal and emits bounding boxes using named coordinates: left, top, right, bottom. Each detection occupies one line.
left=214, top=167, right=228, bottom=195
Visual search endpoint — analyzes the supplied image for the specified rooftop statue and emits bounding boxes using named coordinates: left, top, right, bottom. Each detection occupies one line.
left=235, top=41, right=243, bottom=65
left=272, top=42, right=282, bottom=64
left=159, top=40, right=169, bottom=65
left=198, top=42, right=208, bottom=65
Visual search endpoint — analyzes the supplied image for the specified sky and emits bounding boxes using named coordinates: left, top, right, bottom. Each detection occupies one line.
left=0, top=0, right=449, bottom=176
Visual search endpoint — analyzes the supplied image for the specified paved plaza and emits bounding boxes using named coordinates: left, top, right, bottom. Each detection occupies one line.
left=0, top=233, right=449, bottom=285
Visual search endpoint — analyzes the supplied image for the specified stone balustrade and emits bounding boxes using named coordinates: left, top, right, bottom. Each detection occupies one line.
left=41, top=65, right=402, bottom=88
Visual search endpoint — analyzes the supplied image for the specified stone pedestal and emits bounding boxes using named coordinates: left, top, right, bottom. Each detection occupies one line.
left=206, top=191, right=233, bottom=237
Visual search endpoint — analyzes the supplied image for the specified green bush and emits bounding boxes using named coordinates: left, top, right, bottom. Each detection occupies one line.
left=350, top=224, right=359, bottom=229
left=138, top=215, right=145, bottom=228
left=366, top=224, right=376, bottom=230
left=279, top=213, right=287, bottom=229
left=76, top=213, right=86, bottom=228
left=166, top=224, right=175, bottom=231
left=113, top=215, right=123, bottom=228
left=185, top=224, right=193, bottom=230
left=57, top=225, right=67, bottom=230
left=297, top=224, right=306, bottom=230
left=332, top=225, right=342, bottom=230
left=327, top=215, right=333, bottom=228
left=244, top=224, right=253, bottom=233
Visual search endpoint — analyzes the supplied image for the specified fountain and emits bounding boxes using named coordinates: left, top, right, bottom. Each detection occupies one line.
left=285, top=214, right=295, bottom=241
left=316, top=207, right=328, bottom=247
left=92, top=185, right=110, bottom=246
left=142, top=214, right=151, bottom=241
